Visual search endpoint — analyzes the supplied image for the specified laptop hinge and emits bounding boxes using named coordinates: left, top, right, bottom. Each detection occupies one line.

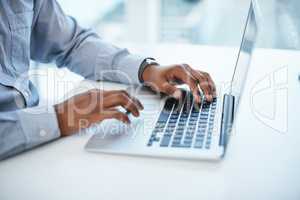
left=219, top=94, right=235, bottom=148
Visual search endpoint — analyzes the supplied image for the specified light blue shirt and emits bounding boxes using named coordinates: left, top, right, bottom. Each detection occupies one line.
left=0, top=0, right=145, bottom=160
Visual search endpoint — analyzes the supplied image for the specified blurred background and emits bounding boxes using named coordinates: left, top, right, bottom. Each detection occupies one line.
left=57, top=0, right=300, bottom=49
left=33, top=0, right=300, bottom=104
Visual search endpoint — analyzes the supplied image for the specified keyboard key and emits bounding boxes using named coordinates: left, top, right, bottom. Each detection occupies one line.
left=184, top=135, right=193, bottom=140
left=185, top=132, right=194, bottom=138
left=190, top=113, right=199, bottom=118
left=200, top=117, right=208, bottom=121
left=195, top=138, right=204, bottom=142
left=173, top=135, right=183, bottom=139
left=196, top=132, right=205, bottom=137
left=202, top=108, right=209, bottom=113
left=147, top=137, right=158, bottom=146
left=194, top=141, right=204, bottom=148
left=201, top=113, right=209, bottom=117
left=172, top=143, right=191, bottom=148
left=198, top=126, right=207, bottom=131
left=147, top=141, right=153, bottom=146
left=169, top=119, right=177, bottom=123
left=175, top=130, right=184, bottom=134
left=170, top=115, right=179, bottom=119
left=160, top=135, right=172, bottom=147
left=184, top=141, right=192, bottom=146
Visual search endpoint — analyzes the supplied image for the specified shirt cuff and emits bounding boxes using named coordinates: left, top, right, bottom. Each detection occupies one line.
left=114, top=53, right=146, bottom=85
left=95, top=48, right=146, bottom=85
left=17, top=106, right=61, bottom=149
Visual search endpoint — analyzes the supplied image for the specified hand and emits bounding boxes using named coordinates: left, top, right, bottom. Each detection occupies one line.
left=142, top=64, right=216, bottom=103
left=54, top=89, right=143, bottom=136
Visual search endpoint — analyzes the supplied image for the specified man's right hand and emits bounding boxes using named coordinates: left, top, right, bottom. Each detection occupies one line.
left=54, top=89, right=144, bottom=137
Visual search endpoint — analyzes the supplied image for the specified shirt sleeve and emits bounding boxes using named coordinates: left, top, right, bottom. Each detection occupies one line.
left=0, top=106, right=60, bottom=160
left=30, top=0, right=146, bottom=84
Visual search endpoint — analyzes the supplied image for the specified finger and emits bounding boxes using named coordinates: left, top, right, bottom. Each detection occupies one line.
left=103, top=92, right=141, bottom=117
left=180, top=65, right=210, bottom=101
left=183, top=66, right=212, bottom=102
left=130, top=95, right=144, bottom=110
left=104, top=90, right=144, bottom=110
left=84, top=89, right=109, bottom=109
left=199, top=81, right=213, bottom=102
left=198, top=71, right=216, bottom=97
left=88, top=89, right=110, bottom=98
left=101, top=109, right=130, bottom=124
left=172, top=65, right=201, bottom=103
left=160, top=82, right=182, bottom=99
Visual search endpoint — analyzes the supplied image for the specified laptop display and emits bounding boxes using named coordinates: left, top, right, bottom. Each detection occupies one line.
left=230, top=1, right=258, bottom=114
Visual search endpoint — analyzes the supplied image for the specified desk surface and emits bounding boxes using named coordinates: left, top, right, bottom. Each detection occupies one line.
left=0, top=45, right=299, bottom=200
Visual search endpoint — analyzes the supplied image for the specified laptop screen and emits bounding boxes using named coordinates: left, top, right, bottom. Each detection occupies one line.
left=230, top=0, right=258, bottom=114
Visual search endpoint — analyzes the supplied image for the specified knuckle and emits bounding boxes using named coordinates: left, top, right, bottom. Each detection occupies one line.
left=202, top=71, right=209, bottom=76
left=120, top=90, right=130, bottom=97
left=202, top=72, right=212, bottom=80
left=189, top=77, right=198, bottom=85
left=199, top=80, right=209, bottom=85
left=88, top=89, right=98, bottom=94
left=182, top=63, right=189, bottom=69
left=196, top=73, right=206, bottom=80
left=120, top=89, right=126, bottom=94
left=200, top=82, right=210, bottom=89
left=208, top=81, right=215, bottom=87
left=175, top=64, right=185, bottom=71
left=119, top=114, right=127, bottom=121
left=115, top=112, right=123, bottom=119
left=126, top=102, right=135, bottom=110
left=88, top=89, right=100, bottom=100
left=117, top=93, right=128, bottom=100
left=189, top=81, right=197, bottom=89
left=184, top=64, right=193, bottom=72
left=163, top=83, right=174, bottom=93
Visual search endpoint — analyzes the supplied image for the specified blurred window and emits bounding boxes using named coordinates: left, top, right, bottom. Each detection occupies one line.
left=57, top=0, right=300, bottom=49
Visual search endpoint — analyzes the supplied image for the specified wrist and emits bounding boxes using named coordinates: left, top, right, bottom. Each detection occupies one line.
left=142, top=64, right=159, bottom=83
left=54, top=104, right=69, bottom=137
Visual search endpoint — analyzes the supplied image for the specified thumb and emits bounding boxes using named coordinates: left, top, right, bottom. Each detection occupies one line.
left=161, top=83, right=182, bottom=99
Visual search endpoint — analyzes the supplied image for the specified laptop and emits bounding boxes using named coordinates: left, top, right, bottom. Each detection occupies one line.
left=85, top=0, right=258, bottom=161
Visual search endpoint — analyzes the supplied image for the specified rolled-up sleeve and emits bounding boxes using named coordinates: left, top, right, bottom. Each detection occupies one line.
left=0, top=106, right=60, bottom=160
left=31, top=0, right=146, bottom=85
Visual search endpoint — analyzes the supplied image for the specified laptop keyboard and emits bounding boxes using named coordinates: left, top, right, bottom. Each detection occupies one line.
left=147, top=90, right=217, bottom=149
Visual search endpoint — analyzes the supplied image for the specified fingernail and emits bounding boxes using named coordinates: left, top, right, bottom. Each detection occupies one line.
left=195, top=95, right=200, bottom=103
left=140, top=104, right=144, bottom=110
left=138, top=102, right=144, bottom=110
left=172, top=90, right=182, bottom=99
left=133, top=112, right=139, bottom=117
left=206, top=95, right=211, bottom=102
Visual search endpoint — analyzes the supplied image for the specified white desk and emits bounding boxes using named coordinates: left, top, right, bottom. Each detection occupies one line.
left=0, top=45, right=299, bottom=200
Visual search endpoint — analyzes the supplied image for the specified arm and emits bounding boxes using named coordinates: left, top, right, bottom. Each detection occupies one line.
left=0, top=88, right=144, bottom=160
left=30, top=0, right=145, bottom=84
left=24, top=0, right=217, bottom=158
left=0, top=106, right=60, bottom=160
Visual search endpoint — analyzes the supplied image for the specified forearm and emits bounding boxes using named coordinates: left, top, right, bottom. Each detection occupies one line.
left=59, top=33, right=146, bottom=84
left=31, top=0, right=146, bottom=84
left=0, top=106, right=60, bottom=160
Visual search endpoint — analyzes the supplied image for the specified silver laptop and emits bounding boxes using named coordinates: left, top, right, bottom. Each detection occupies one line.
left=85, top=1, right=258, bottom=161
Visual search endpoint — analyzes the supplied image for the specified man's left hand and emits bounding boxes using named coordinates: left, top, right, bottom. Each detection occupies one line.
left=142, top=64, right=216, bottom=103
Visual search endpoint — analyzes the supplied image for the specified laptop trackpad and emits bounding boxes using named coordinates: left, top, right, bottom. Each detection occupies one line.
left=85, top=118, right=144, bottom=150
